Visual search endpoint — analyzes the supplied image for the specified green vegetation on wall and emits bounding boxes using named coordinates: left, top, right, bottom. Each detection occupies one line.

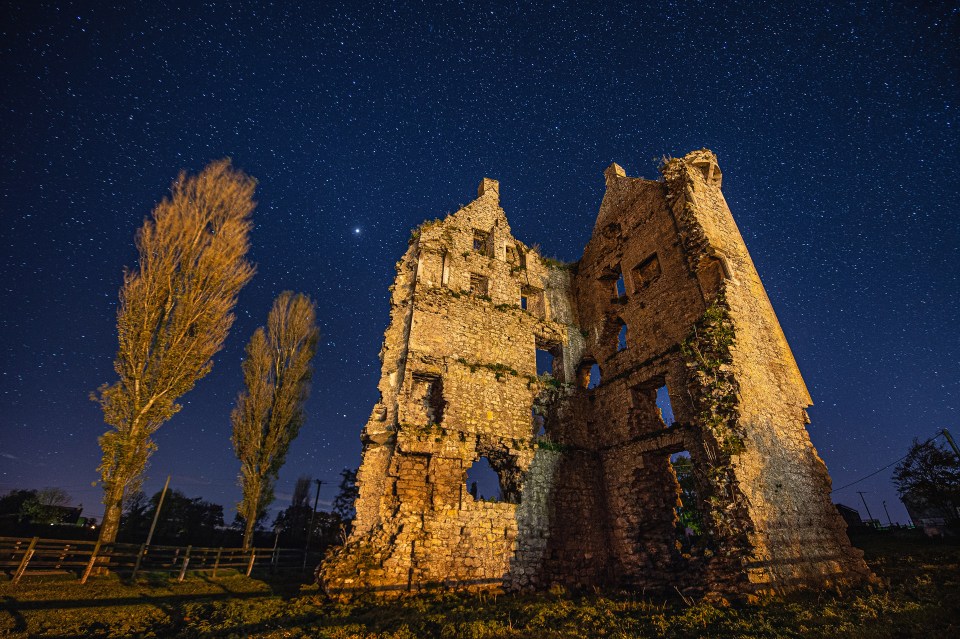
left=680, top=294, right=743, bottom=456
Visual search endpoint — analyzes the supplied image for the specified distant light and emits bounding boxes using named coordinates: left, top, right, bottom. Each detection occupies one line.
left=354, top=227, right=361, bottom=235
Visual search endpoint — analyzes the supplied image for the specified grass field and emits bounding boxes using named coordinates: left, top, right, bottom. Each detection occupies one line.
left=1, top=532, right=957, bottom=638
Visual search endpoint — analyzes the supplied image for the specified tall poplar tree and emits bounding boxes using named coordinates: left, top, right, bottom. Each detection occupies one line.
left=232, top=292, right=319, bottom=548
left=93, top=159, right=256, bottom=544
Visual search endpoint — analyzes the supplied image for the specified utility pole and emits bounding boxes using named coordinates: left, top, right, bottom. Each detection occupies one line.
left=303, top=479, right=322, bottom=570
left=942, top=428, right=960, bottom=462
left=857, top=491, right=875, bottom=525
left=882, top=500, right=893, bottom=527
left=145, top=475, right=171, bottom=547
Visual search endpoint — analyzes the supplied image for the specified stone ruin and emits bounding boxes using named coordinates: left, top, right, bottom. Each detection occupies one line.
left=320, top=150, right=871, bottom=597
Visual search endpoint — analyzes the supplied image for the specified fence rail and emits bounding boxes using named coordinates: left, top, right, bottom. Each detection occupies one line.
left=0, top=536, right=318, bottom=585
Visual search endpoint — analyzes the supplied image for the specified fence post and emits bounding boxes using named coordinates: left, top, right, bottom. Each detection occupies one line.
left=80, top=540, right=102, bottom=584
left=12, top=537, right=39, bottom=585
left=246, top=549, right=256, bottom=577
left=177, top=545, right=192, bottom=582
left=212, top=547, right=222, bottom=578
left=131, top=543, right=147, bottom=580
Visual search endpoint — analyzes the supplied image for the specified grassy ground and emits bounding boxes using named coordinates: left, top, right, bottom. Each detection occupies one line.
left=1, top=533, right=957, bottom=638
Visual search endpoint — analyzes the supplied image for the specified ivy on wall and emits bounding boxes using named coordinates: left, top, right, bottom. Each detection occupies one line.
left=680, top=294, right=744, bottom=457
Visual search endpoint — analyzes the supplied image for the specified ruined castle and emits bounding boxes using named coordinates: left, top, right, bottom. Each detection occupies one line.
left=321, top=150, right=871, bottom=596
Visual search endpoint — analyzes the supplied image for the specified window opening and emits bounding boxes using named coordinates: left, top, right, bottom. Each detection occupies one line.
left=411, top=374, right=445, bottom=425
left=633, top=253, right=662, bottom=290
left=520, top=286, right=545, bottom=318
left=670, top=452, right=705, bottom=553
left=469, top=273, right=489, bottom=296
left=426, top=378, right=445, bottom=424
left=589, top=364, right=601, bottom=389
left=630, top=379, right=676, bottom=436
left=441, top=251, right=450, bottom=287
left=615, top=271, right=626, bottom=298
left=617, top=321, right=628, bottom=351
left=466, top=457, right=500, bottom=502
left=537, top=339, right=563, bottom=382
left=577, top=360, right=601, bottom=389
left=697, top=255, right=727, bottom=294
left=656, top=384, right=674, bottom=426
left=473, top=229, right=492, bottom=256
left=535, top=348, right=554, bottom=377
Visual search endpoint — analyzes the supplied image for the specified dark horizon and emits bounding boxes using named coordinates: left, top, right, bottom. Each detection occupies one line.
left=1, top=1, right=957, bottom=528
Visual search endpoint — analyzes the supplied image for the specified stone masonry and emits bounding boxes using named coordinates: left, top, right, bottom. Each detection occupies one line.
left=320, top=150, right=872, bottom=597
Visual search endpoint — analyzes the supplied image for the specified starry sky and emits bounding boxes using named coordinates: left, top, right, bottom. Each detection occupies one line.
left=1, top=0, right=957, bottom=526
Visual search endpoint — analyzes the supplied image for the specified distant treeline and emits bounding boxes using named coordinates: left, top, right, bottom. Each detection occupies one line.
left=0, top=468, right=357, bottom=550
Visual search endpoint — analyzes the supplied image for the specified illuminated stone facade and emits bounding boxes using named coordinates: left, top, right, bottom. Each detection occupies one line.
left=320, top=150, right=871, bottom=596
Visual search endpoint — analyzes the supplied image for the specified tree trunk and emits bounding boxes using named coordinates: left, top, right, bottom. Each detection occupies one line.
left=243, top=511, right=256, bottom=549
left=98, top=483, right=124, bottom=545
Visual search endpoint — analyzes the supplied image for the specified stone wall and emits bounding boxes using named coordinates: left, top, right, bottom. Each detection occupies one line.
left=321, top=150, right=871, bottom=597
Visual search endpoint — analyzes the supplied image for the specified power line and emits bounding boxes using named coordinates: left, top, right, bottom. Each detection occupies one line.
left=831, top=432, right=944, bottom=493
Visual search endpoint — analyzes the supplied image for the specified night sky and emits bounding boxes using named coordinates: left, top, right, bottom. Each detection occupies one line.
left=1, top=1, right=957, bottom=527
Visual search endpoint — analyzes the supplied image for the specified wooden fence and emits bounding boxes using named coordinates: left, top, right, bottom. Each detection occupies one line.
left=0, top=536, right=319, bottom=585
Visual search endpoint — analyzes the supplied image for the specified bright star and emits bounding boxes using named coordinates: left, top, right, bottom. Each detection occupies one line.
left=353, top=227, right=361, bottom=235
